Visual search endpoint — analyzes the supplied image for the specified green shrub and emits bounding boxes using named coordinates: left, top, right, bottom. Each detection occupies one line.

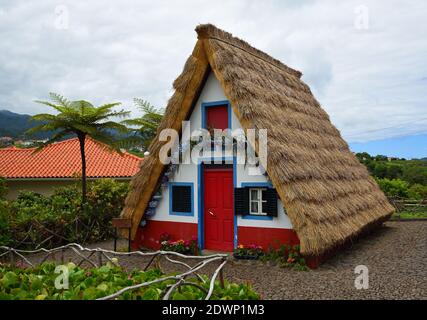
left=0, top=179, right=129, bottom=248
left=0, top=200, right=11, bottom=246
left=372, top=163, right=388, bottom=179
left=375, top=178, right=409, bottom=198
left=408, top=184, right=427, bottom=200
left=0, top=262, right=260, bottom=300
left=0, top=177, right=7, bottom=199
left=402, top=165, right=427, bottom=185
left=258, top=244, right=308, bottom=271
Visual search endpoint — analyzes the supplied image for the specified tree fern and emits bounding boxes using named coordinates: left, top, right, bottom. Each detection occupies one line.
left=121, top=98, right=164, bottom=151
left=28, top=93, right=130, bottom=206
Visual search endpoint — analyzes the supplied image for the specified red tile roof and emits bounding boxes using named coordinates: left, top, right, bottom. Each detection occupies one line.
left=0, top=137, right=142, bottom=179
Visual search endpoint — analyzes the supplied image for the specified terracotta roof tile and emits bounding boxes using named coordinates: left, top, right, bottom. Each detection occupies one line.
left=0, top=137, right=142, bottom=179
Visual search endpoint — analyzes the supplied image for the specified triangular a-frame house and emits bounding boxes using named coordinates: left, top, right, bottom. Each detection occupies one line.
left=121, top=24, right=393, bottom=264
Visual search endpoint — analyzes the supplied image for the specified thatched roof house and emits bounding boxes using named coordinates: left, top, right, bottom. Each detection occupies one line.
left=121, top=24, right=393, bottom=260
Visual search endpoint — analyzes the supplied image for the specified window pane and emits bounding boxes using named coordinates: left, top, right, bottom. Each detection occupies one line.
left=251, top=189, right=259, bottom=201
left=251, top=201, right=258, bottom=213
left=172, top=185, right=192, bottom=213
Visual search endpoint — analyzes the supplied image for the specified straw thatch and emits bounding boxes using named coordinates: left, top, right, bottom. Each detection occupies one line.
left=121, top=24, right=394, bottom=256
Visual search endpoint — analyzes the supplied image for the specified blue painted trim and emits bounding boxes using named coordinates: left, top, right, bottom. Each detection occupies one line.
left=241, top=182, right=273, bottom=188
left=240, top=182, right=274, bottom=220
left=241, top=215, right=273, bottom=221
left=197, top=156, right=238, bottom=250
left=197, top=161, right=204, bottom=249
left=233, top=156, right=237, bottom=248
left=201, top=100, right=232, bottom=130
left=198, top=156, right=234, bottom=164
left=168, top=182, right=194, bottom=217
left=198, top=100, right=236, bottom=250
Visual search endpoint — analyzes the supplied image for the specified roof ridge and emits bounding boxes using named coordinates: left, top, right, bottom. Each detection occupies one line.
left=0, top=137, right=80, bottom=152
left=122, top=151, right=143, bottom=161
left=48, top=136, right=79, bottom=146
left=85, top=137, right=143, bottom=160
left=195, top=23, right=302, bottom=78
left=0, top=146, right=33, bottom=152
left=0, top=137, right=143, bottom=160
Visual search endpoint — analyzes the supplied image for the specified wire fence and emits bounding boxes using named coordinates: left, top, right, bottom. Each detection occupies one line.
left=388, top=197, right=427, bottom=218
left=0, top=243, right=228, bottom=300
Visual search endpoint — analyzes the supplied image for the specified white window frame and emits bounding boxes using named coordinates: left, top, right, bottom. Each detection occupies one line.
left=249, top=188, right=267, bottom=216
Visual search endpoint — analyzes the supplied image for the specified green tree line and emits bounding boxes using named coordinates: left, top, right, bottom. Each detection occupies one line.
left=355, top=152, right=427, bottom=199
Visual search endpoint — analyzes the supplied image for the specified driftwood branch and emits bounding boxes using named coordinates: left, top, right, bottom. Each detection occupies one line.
left=0, top=243, right=228, bottom=300
left=205, top=259, right=228, bottom=300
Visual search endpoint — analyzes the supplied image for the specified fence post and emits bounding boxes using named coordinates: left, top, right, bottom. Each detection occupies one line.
left=219, top=258, right=225, bottom=289
left=9, top=251, right=15, bottom=266
left=98, top=251, right=103, bottom=267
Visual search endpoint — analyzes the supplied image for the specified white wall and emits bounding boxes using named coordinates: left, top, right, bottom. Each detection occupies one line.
left=6, top=178, right=131, bottom=200
left=148, top=72, right=293, bottom=229
left=6, top=180, right=71, bottom=200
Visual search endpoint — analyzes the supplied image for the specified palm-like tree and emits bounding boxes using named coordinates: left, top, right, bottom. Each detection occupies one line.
left=122, top=98, right=164, bottom=151
left=27, top=93, right=130, bottom=205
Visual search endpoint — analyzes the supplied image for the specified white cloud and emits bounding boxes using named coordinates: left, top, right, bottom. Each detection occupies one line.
left=0, top=0, right=426, bottom=142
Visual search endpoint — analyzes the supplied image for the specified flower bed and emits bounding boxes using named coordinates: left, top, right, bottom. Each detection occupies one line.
left=260, top=244, right=308, bottom=271
left=233, top=244, right=263, bottom=260
left=160, top=234, right=198, bottom=255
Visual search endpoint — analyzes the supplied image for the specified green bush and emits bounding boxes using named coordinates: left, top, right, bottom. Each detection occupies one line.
left=0, top=262, right=259, bottom=300
left=0, top=179, right=128, bottom=248
left=375, top=178, right=409, bottom=198
left=0, top=200, right=11, bottom=245
left=372, top=163, right=388, bottom=179
left=408, top=184, right=427, bottom=200
left=0, top=177, right=7, bottom=199
left=259, top=244, right=308, bottom=271
left=354, top=153, right=427, bottom=201
left=402, top=165, right=427, bottom=185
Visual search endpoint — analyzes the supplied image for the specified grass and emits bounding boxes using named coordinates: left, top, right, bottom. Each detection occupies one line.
left=392, top=211, right=427, bottom=220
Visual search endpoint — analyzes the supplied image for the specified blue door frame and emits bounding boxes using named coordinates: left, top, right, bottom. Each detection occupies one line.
left=197, top=157, right=237, bottom=251
left=197, top=100, right=237, bottom=251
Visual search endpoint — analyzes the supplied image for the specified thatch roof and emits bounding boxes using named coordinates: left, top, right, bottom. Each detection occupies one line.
left=121, top=24, right=394, bottom=256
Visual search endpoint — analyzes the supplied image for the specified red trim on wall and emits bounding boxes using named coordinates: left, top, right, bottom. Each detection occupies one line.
left=133, top=220, right=198, bottom=250
left=237, top=226, right=300, bottom=250
left=238, top=226, right=324, bottom=269
left=133, top=222, right=324, bottom=269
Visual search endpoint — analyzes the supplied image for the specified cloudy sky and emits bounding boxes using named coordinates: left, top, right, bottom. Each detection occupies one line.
left=0, top=0, right=426, bottom=154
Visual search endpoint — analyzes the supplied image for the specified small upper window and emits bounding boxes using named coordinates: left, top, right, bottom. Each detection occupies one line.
left=249, top=188, right=267, bottom=215
left=206, top=105, right=228, bottom=130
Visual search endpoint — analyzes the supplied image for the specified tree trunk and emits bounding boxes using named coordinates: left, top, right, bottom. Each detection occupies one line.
left=78, top=134, right=87, bottom=206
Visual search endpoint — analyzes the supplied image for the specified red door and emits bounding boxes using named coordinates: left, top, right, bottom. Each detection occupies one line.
left=203, top=168, right=234, bottom=251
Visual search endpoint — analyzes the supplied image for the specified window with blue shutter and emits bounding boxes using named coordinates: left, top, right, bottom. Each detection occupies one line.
left=169, top=182, right=194, bottom=216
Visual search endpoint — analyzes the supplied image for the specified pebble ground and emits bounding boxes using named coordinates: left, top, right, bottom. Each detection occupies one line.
left=18, top=221, right=426, bottom=300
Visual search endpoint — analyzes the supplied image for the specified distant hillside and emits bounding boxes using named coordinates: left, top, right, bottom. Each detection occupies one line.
left=0, top=110, right=129, bottom=142
left=0, top=110, right=50, bottom=139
